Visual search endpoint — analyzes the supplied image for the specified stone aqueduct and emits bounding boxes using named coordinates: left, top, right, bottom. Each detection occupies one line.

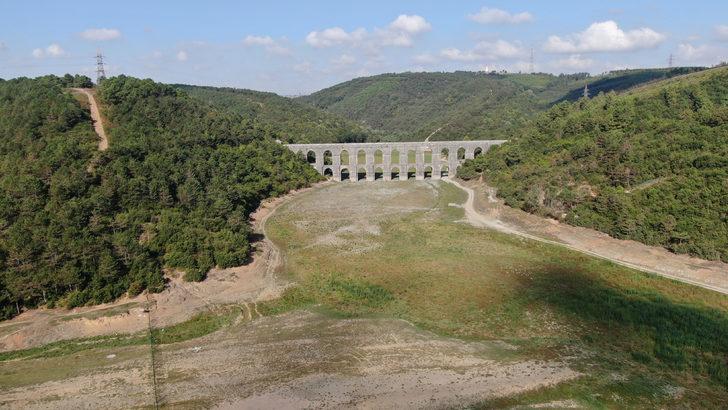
left=285, top=140, right=506, bottom=181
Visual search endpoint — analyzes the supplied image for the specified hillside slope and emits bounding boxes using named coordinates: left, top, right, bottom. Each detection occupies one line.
left=459, top=66, right=728, bottom=262
left=299, top=68, right=704, bottom=141
left=0, top=75, right=320, bottom=319
left=177, top=84, right=370, bottom=143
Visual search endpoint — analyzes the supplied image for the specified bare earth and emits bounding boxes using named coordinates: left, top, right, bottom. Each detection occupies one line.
left=447, top=178, right=728, bottom=295
left=0, top=181, right=581, bottom=409
left=71, top=88, right=108, bottom=151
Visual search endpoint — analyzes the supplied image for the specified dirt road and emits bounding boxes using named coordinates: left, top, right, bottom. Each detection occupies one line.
left=445, top=178, right=728, bottom=295
left=71, top=88, right=108, bottom=151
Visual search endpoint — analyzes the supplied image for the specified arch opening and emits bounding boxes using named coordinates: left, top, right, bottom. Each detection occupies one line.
left=357, top=149, right=366, bottom=165
left=374, top=149, right=383, bottom=164
left=323, top=167, right=334, bottom=178
left=424, top=150, right=432, bottom=163
left=307, top=150, right=316, bottom=164
left=357, top=167, right=367, bottom=181
left=391, top=167, right=400, bottom=180
left=391, top=149, right=400, bottom=164
left=323, top=150, right=333, bottom=165
left=374, top=167, right=384, bottom=180
left=340, top=168, right=350, bottom=181
left=424, top=166, right=433, bottom=179
left=457, top=147, right=466, bottom=160
left=407, top=150, right=416, bottom=164
left=340, top=150, right=350, bottom=165
left=440, top=165, right=449, bottom=178
left=407, top=166, right=416, bottom=180
left=440, top=148, right=449, bottom=161
left=474, top=147, right=483, bottom=158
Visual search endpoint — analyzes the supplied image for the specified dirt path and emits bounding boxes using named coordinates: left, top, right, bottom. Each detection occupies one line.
left=444, top=178, right=728, bottom=295
left=71, top=88, right=108, bottom=151
left=424, top=123, right=448, bottom=142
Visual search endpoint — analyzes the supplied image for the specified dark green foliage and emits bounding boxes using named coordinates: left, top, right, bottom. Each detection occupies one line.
left=299, top=69, right=705, bottom=141
left=176, top=84, right=371, bottom=143
left=460, top=66, right=728, bottom=262
left=0, top=75, right=321, bottom=319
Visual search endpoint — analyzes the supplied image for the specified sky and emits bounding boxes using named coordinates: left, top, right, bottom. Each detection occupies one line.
left=1, top=0, right=727, bottom=95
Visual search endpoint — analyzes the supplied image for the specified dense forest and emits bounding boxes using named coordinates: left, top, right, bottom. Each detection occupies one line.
left=299, top=68, right=705, bottom=142
left=459, top=66, right=728, bottom=262
left=0, top=75, right=320, bottom=319
left=176, top=84, right=370, bottom=143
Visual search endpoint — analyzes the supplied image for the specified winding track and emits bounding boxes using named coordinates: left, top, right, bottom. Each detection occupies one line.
left=444, top=178, right=728, bottom=295
left=71, top=88, right=108, bottom=151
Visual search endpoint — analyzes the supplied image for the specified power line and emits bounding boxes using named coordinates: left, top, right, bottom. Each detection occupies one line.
left=668, top=53, right=674, bottom=68
left=529, top=48, right=535, bottom=74
left=96, top=50, right=106, bottom=83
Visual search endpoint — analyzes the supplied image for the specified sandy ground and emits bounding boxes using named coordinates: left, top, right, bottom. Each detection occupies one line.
left=0, top=310, right=579, bottom=409
left=71, top=88, right=108, bottom=151
left=0, top=184, right=319, bottom=352
left=447, top=178, right=728, bottom=295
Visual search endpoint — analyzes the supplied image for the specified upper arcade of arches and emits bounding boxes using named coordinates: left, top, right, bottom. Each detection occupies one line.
left=285, top=139, right=506, bottom=182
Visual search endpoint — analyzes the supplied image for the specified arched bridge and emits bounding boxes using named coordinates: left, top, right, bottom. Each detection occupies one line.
left=286, top=140, right=506, bottom=181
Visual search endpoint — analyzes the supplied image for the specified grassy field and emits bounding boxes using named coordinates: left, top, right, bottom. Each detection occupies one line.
left=264, top=181, right=728, bottom=407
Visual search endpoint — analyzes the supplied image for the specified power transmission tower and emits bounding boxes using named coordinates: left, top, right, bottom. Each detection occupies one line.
left=583, top=83, right=590, bottom=99
left=95, top=51, right=106, bottom=83
left=529, top=48, right=535, bottom=74
left=668, top=53, right=674, bottom=68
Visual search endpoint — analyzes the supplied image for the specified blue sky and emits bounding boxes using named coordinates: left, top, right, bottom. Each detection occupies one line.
left=1, top=0, right=727, bottom=94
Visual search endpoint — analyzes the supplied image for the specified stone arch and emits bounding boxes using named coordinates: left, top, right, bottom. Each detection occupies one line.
left=424, top=166, right=433, bottom=179
left=307, top=150, right=316, bottom=164
left=457, top=147, right=466, bottom=160
left=357, top=149, right=366, bottom=165
left=323, top=167, right=333, bottom=177
left=374, top=167, right=384, bottom=180
left=391, top=167, right=400, bottom=180
left=440, top=148, right=449, bottom=161
left=424, top=149, right=432, bottom=163
left=374, top=149, right=383, bottom=164
left=391, top=149, right=401, bottom=164
left=323, top=150, right=333, bottom=165
left=357, top=167, right=367, bottom=181
left=341, top=167, right=350, bottom=181
left=440, top=165, right=449, bottom=178
left=407, top=149, right=416, bottom=163
left=407, top=166, right=416, bottom=180
left=340, top=149, right=350, bottom=165
left=474, top=147, right=483, bottom=158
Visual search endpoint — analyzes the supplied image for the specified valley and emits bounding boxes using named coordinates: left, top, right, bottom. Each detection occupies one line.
left=2, top=181, right=726, bottom=408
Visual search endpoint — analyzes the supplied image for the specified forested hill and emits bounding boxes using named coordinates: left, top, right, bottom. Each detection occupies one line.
left=176, top=84, right=370, bottom=143
left=459, top=66, right=728, bottom=262
left=0, top=75, right=320, bottom=319
left=299, top=68, right=705, bottom=142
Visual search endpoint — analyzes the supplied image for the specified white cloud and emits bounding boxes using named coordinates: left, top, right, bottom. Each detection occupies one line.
left=550, top=54, right=595, bottom=70
left=544, top=21, right=665, bottom=53
left=675, top=43, right=724, bottom=64
left=441, top=39, right=525, bottom=62
left=80, top=28, right=121, bottom=41
left=305, top=14, right=431, bottom=49
left=243, top=35, right=291, bottom=55
left=306, top=27, right=367, bottom=48
left=32, top=43, right=66, bottom=58
left=176, top=50, right=188, bottom=61
left=468, top=7, right=533, bottom=24
left=389, top=14, right=431, bottom=34
left=716, top=25, right=728, bottom=41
